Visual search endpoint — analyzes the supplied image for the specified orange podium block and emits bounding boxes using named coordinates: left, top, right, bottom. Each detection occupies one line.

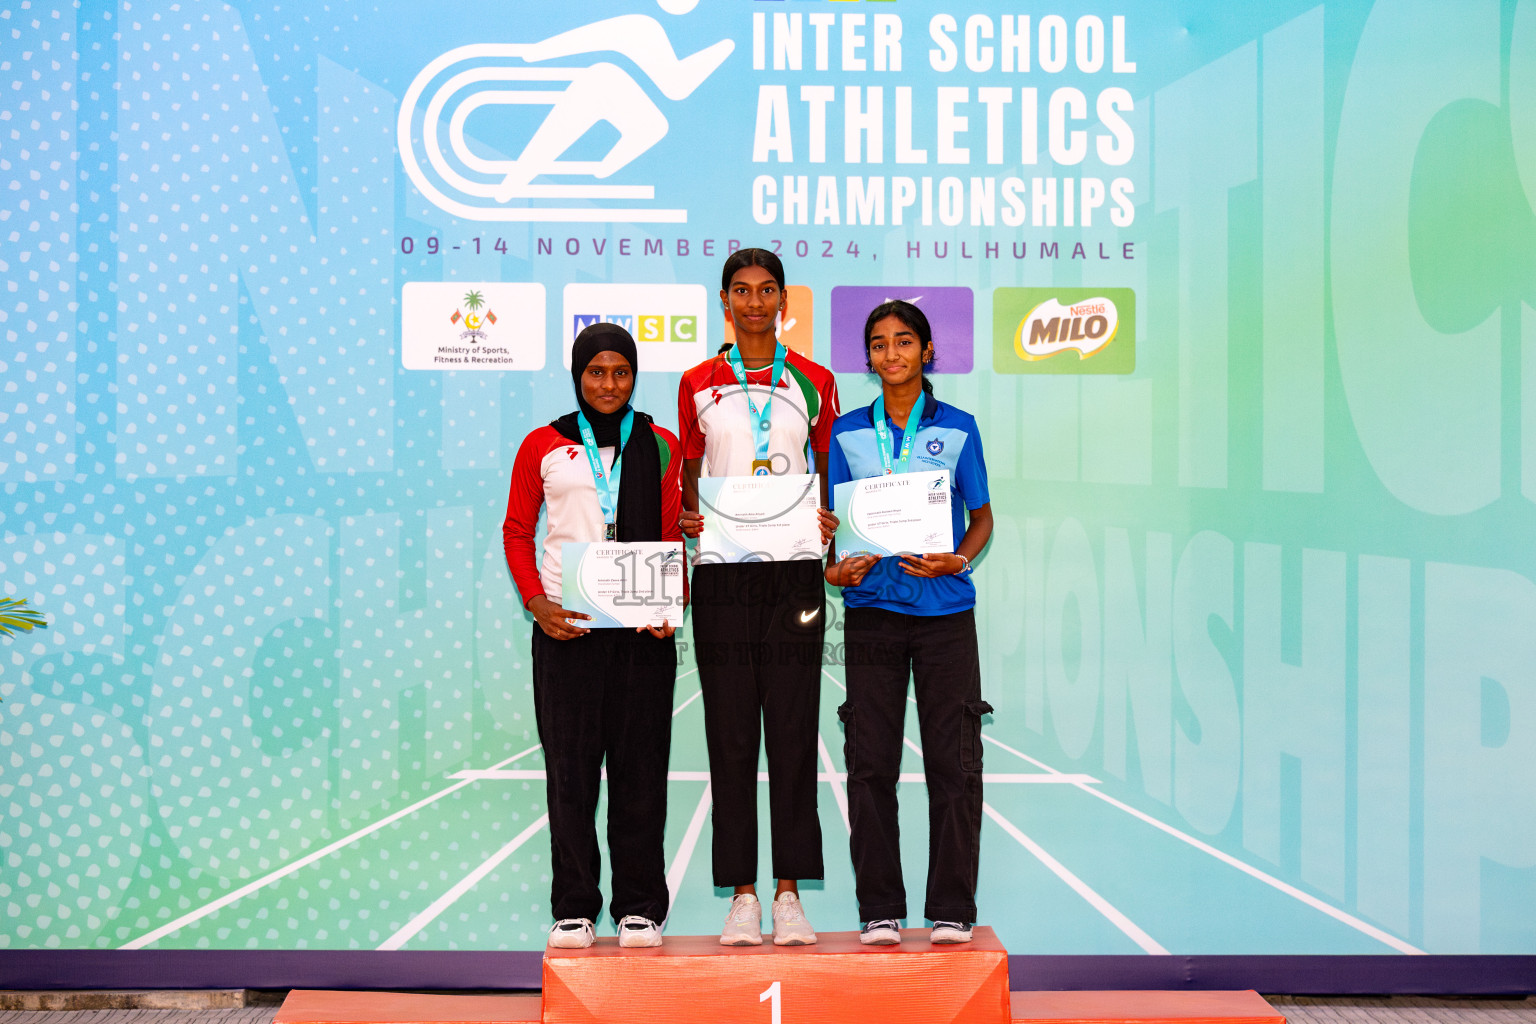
left=1010, top=990, right=1284, bottom=1024
left=276, top=991, right=541, bottom=1024
left=543, top=928, right=1011, bottom=1024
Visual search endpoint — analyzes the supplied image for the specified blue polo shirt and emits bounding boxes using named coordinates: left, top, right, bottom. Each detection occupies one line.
left=827, top=397, right=990, bottom=616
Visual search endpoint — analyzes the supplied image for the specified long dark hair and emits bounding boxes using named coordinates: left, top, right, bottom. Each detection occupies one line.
left=863, top=300, right=935, bottom=396
left=721, top=247, right=787, bottom=290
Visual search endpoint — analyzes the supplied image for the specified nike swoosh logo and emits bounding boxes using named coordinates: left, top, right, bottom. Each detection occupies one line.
left=799, top=609, right=819, bottom=624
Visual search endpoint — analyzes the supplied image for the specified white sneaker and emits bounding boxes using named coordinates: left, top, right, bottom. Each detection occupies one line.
left=771, top=891, right=817, bottom=946
left=860, top=919, right=901, bottom=945
left=930, top=921, right=973, bottom=944
left=617, top=915, right=663, bottom=948
left=721, top=893, right=763, bottom=946
left=548, top=918, right=595, bottom=949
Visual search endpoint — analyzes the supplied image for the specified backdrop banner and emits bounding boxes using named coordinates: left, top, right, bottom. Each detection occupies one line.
left=3, top=0, right=1535, bottom=989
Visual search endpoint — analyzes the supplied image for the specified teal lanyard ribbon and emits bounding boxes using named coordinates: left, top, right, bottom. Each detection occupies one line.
left=576, top=409, right=634, bottom=539
left=727, top=342, right=788, bottom=465
left=872, top=392, right=926, bottom=475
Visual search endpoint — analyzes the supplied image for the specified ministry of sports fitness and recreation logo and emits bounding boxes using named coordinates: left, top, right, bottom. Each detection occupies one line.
left=401, top=282, right=547, bottom=371
left=449, top=290, right=498, bottom=343
left=992, top=287, right=1136, bottom=375
left=397, top=7, right=733, bottom=224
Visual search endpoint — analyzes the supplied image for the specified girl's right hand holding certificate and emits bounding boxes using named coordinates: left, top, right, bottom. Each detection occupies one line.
left=528, top=595, right=593, bottom=640
left=679, top=510, right=705, bottom=538
left=825, top=553, right=879, bottom=588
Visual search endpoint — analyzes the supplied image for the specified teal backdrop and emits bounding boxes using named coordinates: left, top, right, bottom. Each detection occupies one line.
left=3, top=0, right=1535, bottom=970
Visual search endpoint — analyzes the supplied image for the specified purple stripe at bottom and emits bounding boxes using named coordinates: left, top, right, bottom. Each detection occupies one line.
left=1, top=952, right=1532, bottom=995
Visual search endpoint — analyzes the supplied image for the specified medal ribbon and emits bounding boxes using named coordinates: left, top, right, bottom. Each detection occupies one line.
left=727, top=342, right=788, bottom=464
left=873, top=392, right=926, bottom=475
left=576, top=409, right=635, bottom=535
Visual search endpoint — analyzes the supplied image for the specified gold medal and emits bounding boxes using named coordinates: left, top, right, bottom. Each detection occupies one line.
left=751, top=459, right=773, bottom=476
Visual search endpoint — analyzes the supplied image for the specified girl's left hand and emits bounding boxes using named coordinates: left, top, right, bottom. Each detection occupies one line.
left=637, top=618, right=676, bottom=639
left=900, top=552, right=967, bottom=578
left=816, top=506, right=839, bottom=545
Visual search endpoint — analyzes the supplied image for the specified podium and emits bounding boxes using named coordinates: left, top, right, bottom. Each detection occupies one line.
left=277, top=936, right=1284, bottom=1024
left=1010, top=991, right=1283, bottom=1024
left=544, top=928, right=1008, bottom=1024
left=276, top=991, right=541, bottom=1024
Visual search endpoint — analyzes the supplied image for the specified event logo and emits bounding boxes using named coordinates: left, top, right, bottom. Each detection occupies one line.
left=401, top=282, right=547, bottom=370
left=397, top=14, right=733, bottom=223
left=829, top=286, right=975, bottom=374
left=563, top=283, right=709, bottom=371
left=992, top=288, right=1136, bottom=375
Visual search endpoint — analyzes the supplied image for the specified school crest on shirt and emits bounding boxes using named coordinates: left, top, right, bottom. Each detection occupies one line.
left=926, top=438, right=944, bottom=455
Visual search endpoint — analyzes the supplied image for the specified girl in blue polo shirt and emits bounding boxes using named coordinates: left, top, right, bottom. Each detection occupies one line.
left=824, top=299, right=994, bottom=946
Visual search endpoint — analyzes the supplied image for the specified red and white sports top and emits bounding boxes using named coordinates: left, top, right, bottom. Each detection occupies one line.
left=677, top=350, right=840, bottom=476
left=502, top=423, right=683, bottom=607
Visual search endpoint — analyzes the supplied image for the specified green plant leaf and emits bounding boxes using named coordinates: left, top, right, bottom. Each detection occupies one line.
left=0, top=596, right=47, bottom=638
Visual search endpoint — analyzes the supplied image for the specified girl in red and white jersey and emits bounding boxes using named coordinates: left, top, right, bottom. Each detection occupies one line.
left=502, top=323, right=683, bottom=951
left=678, top=248, right=840, bottom=946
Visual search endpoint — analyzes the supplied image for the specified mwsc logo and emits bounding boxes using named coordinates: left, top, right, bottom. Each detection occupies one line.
left=572, top=313, right=698, bottom=344
left=564, top=284, right=709, bottom=372
left=398, top=12, right=733, bottom=223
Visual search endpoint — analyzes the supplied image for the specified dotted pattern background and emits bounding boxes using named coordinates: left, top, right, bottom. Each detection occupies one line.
left=5, top=0, right=1515, bottom=963
left=0, top=0, right=735, bottom=953
left=0, top=0, right=567, bottom=950
left=0, top=1, right=78, bottom=483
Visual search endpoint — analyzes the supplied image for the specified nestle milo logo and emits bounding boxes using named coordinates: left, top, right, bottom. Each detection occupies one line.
left=993, top=287, right=1135, bottom=375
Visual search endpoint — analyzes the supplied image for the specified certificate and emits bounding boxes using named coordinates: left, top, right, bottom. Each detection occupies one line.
left=833, top=470, right=954, bottom=559
left=696, top=473, right=823, bottom=563
left=560, top=542, right=687, bottom=629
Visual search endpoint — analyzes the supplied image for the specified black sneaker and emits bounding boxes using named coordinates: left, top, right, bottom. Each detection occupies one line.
left=930, top=921, right=973, bottom=943
left=860, top=919, right=901, bottom=945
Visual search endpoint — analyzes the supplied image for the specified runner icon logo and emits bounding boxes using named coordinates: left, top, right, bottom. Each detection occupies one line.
left=398, top=13, right=733, bottom=224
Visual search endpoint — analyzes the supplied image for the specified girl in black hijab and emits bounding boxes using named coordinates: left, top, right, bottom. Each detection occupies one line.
left=502, top=322, right=685, bottom=948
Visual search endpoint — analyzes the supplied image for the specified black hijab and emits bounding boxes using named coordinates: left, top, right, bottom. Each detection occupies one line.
left=551, top=323, right=664, bottom=542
